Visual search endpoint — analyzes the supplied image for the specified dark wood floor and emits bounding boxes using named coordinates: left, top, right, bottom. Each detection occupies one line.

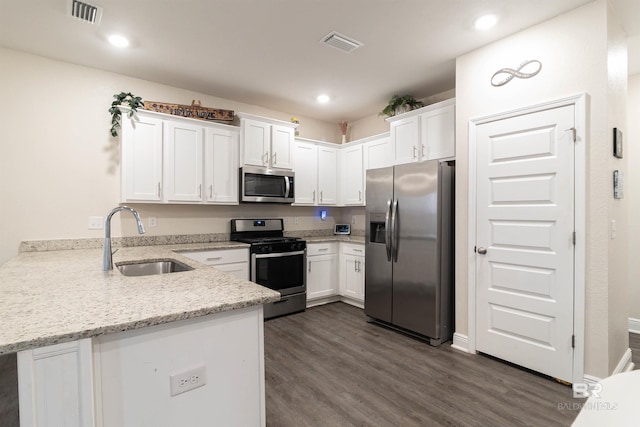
left=265, top=303, right=587, bottom=427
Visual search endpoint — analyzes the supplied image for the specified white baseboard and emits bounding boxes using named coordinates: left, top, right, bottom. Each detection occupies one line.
left=629, top=317, right=640, bottom=334
left=613, top=348, right=634, bottom=374
left=583, top=347, right=634, bottom=384
left=451, top=333, right=470, bottom=353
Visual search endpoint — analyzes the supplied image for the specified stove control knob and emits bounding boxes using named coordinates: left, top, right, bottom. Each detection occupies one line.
left=265, top=246, right=272, bottom=253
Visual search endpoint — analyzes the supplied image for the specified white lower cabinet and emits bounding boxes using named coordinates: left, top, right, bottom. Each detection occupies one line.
left=305, top=241, right=364, bottom=307
left=181, top=248, right=249, bottom=280
left=17, top=306, right=266, bottom=427
left=340, top=243, right=365, bottom=303
left=306, top=242, right=338, bottom=301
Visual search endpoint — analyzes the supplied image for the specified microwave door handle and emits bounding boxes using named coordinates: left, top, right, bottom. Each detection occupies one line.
left=385, top=199, right=392, bottom=261
left=284, top=175, right=291, bottom=197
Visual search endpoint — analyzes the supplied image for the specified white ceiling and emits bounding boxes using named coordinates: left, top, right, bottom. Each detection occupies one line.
left=0, top=0, right=638, bottom=123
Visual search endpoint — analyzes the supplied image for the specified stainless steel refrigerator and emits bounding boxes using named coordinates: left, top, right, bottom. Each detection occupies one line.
left=365, top=160, right=454, bottom=346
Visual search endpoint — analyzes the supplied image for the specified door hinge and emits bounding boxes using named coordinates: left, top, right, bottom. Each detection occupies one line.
left=572, top=335, right=575, bottom=348
left=572, top=232, right=576, bottom=245
left=567, top=127, right=577, bottom=143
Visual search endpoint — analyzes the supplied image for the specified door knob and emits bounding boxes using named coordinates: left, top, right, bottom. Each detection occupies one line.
left=477, top=247, right=487, bottom=255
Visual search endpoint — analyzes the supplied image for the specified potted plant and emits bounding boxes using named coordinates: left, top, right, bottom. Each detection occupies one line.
left=379, top=94, right=424, bottom=118
left=109, top=92, right=144, bottom=137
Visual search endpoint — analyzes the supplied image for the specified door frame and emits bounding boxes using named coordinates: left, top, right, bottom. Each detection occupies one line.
left=467, top=93, right=587, bottom=383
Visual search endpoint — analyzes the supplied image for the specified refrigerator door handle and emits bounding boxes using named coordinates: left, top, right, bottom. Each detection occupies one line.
left=385, top=199, right=392, bottom=261
left=391, top=199, right=399, bottom=262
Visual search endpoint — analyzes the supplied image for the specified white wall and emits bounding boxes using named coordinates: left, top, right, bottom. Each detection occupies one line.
left=0, top=48, right=342, bottom=266
left=455, top=0, right=628, bottom=378
left=628, top=73, right=640, bottom=322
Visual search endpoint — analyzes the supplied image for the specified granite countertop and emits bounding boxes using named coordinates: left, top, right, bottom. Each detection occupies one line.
left=303, top=236, right=365, bottom=244
left=0, top=242, right=279, bottom=355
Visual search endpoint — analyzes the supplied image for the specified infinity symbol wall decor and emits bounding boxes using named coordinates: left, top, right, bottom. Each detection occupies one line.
left=491, top=60, right=542, bottom=87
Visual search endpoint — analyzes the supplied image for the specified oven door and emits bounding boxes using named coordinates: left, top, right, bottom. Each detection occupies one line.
left=251, top=250, right=305, bottom=296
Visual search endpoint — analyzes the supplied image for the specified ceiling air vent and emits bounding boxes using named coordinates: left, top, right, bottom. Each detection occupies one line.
left=320, top=31, right=363, bottom=53
left=69, top=0, right=103, bottom=24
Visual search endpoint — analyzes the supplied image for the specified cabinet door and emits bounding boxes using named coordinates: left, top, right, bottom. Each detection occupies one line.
left=121, top=115, right=163, bottom=202
left=204, top=127, right=239, bottom=204
left=342, top=254, right=364, bottom=301
left=293, top=142, right=318, bottom=205
left=164, top=121, right=203, bottom=202
left=343, top=144, right=363, bottom=205
left=363, top=136, right=393, bottom=171
left=216, top=262, right=249, bottom=280
left=391, top=115, right=420, bottom=165
left=241, top=119, right=270, bottom=167
left=421, top=104, right=455, bottom=160
left=270, top=125, right=294, bottom=170
left=307, top=254, right=337, bottom=300
left=317, top=146, right=337, bottom=205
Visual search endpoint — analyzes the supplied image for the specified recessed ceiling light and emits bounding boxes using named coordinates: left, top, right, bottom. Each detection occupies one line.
left=108, top=34, right=129, bottom=48
left=317, top=94, right=330, bottom=104
left=474, top=14, right=498, bottom=31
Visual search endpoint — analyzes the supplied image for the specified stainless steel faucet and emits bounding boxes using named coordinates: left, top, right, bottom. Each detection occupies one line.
left=103, top=206, right=146, bottom=271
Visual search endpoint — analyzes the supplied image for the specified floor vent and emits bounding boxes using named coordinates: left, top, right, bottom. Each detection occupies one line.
left=320, top=31, right=363, bottom=53
left=69, top=0, right=103, bottom=24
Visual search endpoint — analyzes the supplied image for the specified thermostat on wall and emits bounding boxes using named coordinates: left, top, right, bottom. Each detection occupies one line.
left=334, top=224, right=351, bottom=235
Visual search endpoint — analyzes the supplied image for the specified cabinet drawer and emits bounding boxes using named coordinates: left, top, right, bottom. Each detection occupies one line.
left=342, top=243, right=365, bottom=257
left=306, top=242, right=337, bottom=256
left=181, top=248, right=249, bottom=266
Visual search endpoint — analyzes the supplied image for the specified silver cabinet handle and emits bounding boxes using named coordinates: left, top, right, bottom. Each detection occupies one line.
left=272, top=152, right=277, bottom=165
left=477, top=247, right=487, bottom=255
left=354, top=260, right=358, bottom=272
left=313, top=190, right=316, bottom=202
left=157, top=182, right=161, bottom=197
left=353, top=248, right=362, bottom=252
left=209, top=185, right=213, bottom=199
left=206, top=256, right=222, bottom=261
left=198, top=184, right=202, bottom=198
left=412, top=145, right=417, bottom=159
left=320, top=190, right=323, bottom=203
left=359, top=190, right=362, bottom=201
left=263, top=152, right=269, bottom=165
left=308, top=262, right=311, bottom=273
left=318, top=248, right=328, bottom=252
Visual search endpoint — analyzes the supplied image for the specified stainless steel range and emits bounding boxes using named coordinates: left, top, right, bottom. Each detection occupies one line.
left=230, top=218, right=306, bottom=319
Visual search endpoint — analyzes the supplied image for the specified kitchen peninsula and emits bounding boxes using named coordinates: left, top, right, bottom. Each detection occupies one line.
left=0, top=240, right=280, bottom=426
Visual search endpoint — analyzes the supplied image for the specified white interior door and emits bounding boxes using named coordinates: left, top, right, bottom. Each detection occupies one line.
left=475, top=104, right=575, bottom=382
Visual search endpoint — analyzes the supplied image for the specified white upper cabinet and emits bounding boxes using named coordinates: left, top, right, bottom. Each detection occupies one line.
left=204, top=127, right=239, bottom=204
left=293, top=141, right=338, bottom=206
left=363, top=135, right=393, bottom=171
left=293, top=142, right=318, bottom=205
left=317, top=146, right=338, bottom=205
left=420, top=103, right=455, bottom=160
left=342, top=144, right=364, bottom=205
left=121, top=109, right=239, bottom=205
left=164, top=121, right=204, bottom=203
left=238, top=113, right=296, bottom=170
left=121, top=114, right=164, bottom=202
left=387, top=98, right=455, bottom=164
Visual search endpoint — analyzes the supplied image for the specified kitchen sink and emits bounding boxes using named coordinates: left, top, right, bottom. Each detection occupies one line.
left=116, top=259, right=193, bottom=277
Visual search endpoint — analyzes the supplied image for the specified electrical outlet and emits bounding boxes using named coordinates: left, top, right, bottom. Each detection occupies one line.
left=170, top=365, right=207, bottom=397
left=148, top=216, right=157, bottom=227
left=294, top=216, right=299, bottom=225
left=88, top=216, right=104, bottom=230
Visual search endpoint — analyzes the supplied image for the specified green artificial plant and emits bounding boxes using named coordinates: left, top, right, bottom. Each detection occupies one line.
left=109, top=92, right=144, bottom=137
left=379, top=94, right=424, bottom=118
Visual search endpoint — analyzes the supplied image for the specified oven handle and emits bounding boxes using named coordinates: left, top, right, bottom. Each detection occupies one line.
left=253, top=250, right=305, bottom=259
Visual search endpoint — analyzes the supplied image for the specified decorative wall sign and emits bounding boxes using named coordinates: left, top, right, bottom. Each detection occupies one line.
left=143, top=100, right=234, bottom=122
left=491, top=59, right=542, bottom=87
left=613, top=127, right=623, bottom=158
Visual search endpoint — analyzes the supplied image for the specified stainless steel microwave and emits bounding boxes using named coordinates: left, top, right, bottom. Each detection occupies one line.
left=240, top=166, right=295, bottom=203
